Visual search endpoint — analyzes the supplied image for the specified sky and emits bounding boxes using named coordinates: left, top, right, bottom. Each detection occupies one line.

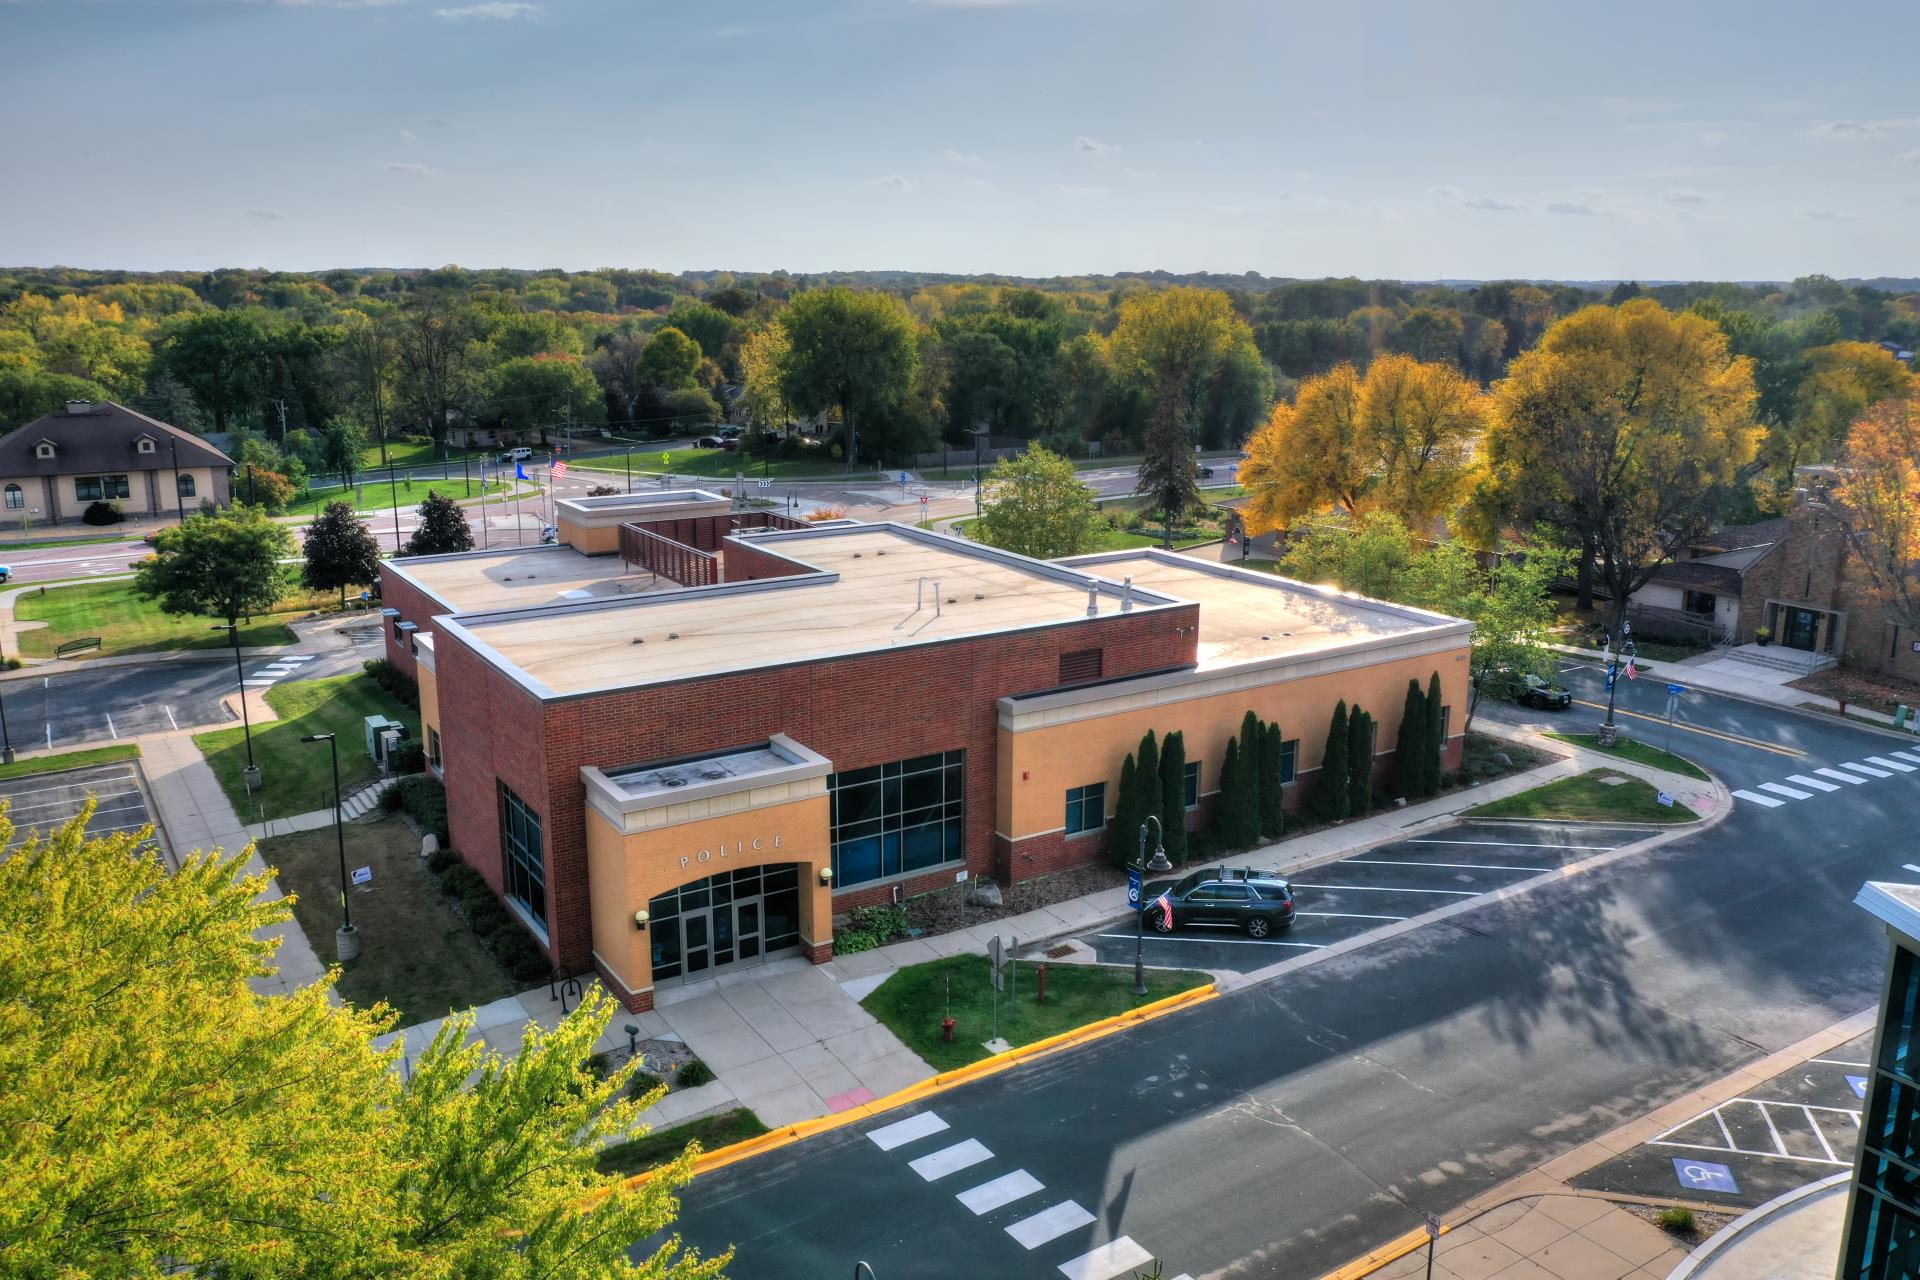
left=2, top=0, right=1916, bottom=281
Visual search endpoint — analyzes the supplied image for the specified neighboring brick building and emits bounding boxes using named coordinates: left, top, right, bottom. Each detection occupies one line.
left=380, top=493, right=1473, bottom=1011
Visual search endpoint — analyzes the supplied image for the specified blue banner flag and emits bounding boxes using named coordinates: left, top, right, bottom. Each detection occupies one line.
left=515, top=463, right=528, bottom=481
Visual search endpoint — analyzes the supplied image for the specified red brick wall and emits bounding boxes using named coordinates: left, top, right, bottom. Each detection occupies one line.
left=433, top=602, right=1197, bottom=973
left=376, top=570, right=439, bottom=681
left=723, top=540, right=814, bottom=583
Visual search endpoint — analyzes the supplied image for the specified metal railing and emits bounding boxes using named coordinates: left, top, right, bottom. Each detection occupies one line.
left=619, top=524, right=719, bottom=587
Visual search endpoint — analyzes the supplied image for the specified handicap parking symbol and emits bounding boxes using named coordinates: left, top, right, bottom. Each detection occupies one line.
left=1849, top=1075, right=1870, bottom=1100
left=1672, top=1159, right=1738, bottom=1194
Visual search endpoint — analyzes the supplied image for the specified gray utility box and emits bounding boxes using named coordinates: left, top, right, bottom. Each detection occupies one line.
left=363, top=714, right=409, bottom=766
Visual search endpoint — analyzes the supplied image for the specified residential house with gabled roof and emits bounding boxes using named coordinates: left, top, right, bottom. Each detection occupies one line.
left=0, top=401, right=233, bottom=525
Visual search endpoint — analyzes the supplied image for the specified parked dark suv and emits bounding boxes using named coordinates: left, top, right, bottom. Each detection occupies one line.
left=1141, top=866, right=1295, bottom=938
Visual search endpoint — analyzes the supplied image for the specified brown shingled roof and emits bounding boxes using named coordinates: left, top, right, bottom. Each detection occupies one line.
left=0, top=402, right=232, bottom=477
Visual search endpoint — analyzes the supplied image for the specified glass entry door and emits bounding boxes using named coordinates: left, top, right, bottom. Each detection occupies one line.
left=736, top=900, right=762, bottom=961
left=1783, top=607, right=1821, bottom=651
left=649, top=865, right=805, bottom=985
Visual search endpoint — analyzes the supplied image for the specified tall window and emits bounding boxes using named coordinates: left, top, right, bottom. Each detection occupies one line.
left=177, top=473, right=196, bottom=497
left=499, top=784, right=546, bottom=929
left=1280, top=739, right=1298, bottom=784
left=829, top=750, right=964, bottom=887
left=1845, top=944, right=1920, bottom=1279
left=75, top=475, right=129, bottom=502
left=1440, top=706, right=1452, bottom=739
left=1183, top=761, right=1200, bottom=809
left=1682, top=589, right=1715, bottom=616
left=1065, top=782, right=1105, bottom=835
left=3, top=485, right=20, bottom=511
left=427, top=727, right=442, bottom=771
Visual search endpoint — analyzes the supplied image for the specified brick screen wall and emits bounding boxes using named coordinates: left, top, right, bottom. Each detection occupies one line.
left=722, top=539, right=816, bottom=583
left=376, top=570, right=441, bottom=681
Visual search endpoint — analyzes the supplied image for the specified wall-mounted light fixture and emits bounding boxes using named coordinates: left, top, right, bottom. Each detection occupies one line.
left=632, top=909, right=649, bottom=931
left=818, top=867, right=834, bottom=886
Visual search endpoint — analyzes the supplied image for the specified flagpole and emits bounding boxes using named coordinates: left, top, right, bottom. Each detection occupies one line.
left=480, top=459, right=491, bottom=550
left=513, top=462, right=524, bottom=548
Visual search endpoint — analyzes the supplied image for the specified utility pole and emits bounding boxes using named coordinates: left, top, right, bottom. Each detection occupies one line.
left=387, top=456, right=403, bottom=555
left=271, top=399, right=289, bottom=445
left=170, top=436, right=186, bottom=524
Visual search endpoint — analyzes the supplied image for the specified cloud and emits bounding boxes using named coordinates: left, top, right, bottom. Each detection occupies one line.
left=398, top=128, right=419, bottom=143
left=1463, top=196, right=1522, bottom=212
left=1429, top=186, right=1459, bottom=200
left=1546, top=201, right=1602, bottom=216
left=1803, top=118, right=1918, bottom=140
left=383, top=161, right=432, bottom=175
left=918, top=0, right=1028, bottom=7
left=272, top=0, right=405, bottom=8
left=1803, top=209, right=1858, bottom=222
left=245, top=209, right=283, bottom=220
left=865, top=174, right=913, bottom=191
left=1900, top=149, right=1920, bottom=163
left=1074, top=135, right=1119, bottom=156
left=942, top=148, right=984, bottom=165
left=435, top=2, right=541, bottom=20
left=1050, top=183, right=1109, bottom=198
left=1662, top=189, right=1706, bottom=204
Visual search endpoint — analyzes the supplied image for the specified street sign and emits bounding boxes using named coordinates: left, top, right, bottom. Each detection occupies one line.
left=1425, top=1214, right=1440, bottom=1240
left=1657, top=791, right=1675, bottom=807
left=350, top=865, right=373, bottom=886
left=1666, top=683, right=1685, bottom=696
left=1671, top=1158, right=1737, bottom=1194
left=988, top=936, right=1003, bottom=991
left=1127, top=867, right=1142, bottom=907
left=899, top=471, right=910, bottom=487
left=758, top=478, right=772, bottom=490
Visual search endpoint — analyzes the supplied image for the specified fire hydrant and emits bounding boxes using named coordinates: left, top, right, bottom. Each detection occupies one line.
left=941, top=1017, right=955, bottom=1042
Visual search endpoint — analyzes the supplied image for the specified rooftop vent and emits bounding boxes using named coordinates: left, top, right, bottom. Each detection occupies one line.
left=65, top=400, right=91, bottom=416
left=662, top=776, right=687, bottom=788
left=699, top=768, right=727, bottom=780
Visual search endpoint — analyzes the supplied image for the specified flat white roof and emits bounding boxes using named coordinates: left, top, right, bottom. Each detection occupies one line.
left=385, top=544, right=672, bottom=614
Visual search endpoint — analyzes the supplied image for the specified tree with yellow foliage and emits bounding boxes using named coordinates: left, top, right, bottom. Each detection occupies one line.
left=1477, top=299, right=1761, bottom=633
left=0, top=808, right=728, bottom=1280
left=1756, top=341, right=1914, bottom=508
left=1834, top=396, right=1920, bottom=637
left=1237, top=355, right=1485, bottom=534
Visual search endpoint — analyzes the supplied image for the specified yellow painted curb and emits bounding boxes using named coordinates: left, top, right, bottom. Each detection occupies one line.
left=621, top=979, right=1219, bottom=1191
left=1317, top=1222, right=1449, bottom=1280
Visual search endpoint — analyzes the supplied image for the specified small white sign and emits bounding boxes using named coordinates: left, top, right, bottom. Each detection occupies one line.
left=1657, top=791, right=1675, bottom=808
left=350, top=865, right=374, bottom=885
left=955, top=869, right=969, bottom=882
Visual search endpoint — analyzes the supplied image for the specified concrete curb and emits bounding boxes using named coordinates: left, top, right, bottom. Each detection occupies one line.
left=1666, top=1172, right=1850, bottom=1279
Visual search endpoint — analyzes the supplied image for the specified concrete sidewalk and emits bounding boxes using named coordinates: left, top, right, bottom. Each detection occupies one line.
left=1669, top=1175, right=1847, bottom=1279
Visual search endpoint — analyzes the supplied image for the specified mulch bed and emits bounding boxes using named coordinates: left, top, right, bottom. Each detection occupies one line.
left=904, top=863, right=1128, bottom=940
left=1621, top=1202, right=1736, bottom=1247
left=1789, top=667, right=1920, bottom=716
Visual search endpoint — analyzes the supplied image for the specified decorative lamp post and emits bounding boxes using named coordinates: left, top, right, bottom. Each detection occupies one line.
left=210, top=622, right=260, bottom=790
left=0, top=689, right=13, bottom=765
left=301, top=731, right=357, bottom=961
left=1131, top=814, right=1173, bottom=997
left=1598, top=620, right=1634, bottom=747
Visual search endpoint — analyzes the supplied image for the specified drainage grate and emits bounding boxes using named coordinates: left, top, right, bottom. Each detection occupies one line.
left=1046, top=944, right=1076, bottom=959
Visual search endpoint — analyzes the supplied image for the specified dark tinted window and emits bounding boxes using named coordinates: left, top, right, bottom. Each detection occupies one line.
left=1254, top=883, right=1292, bottom=902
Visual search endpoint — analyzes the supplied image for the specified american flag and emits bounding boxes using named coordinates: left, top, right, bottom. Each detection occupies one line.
left=551, top=459, right=569, bottom=479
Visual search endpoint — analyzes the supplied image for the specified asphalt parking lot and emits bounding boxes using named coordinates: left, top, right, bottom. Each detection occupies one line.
left=1572, top=1032, right=1872, bottom=1207
left=1072, top=820, right=1649, bottom=973
left=0, top=761, right=158, bottom=850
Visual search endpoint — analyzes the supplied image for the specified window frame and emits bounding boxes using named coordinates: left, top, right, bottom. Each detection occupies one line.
left=1682, top=589, right=1716, bottom=616
left=498, top=783, right=547, bottom=935
left=1183, top=760, right=1200, bottom=809
left=828, top=749, right=965, bottom=889
left=1279, top=739, right=1298, bottom=785
left=2, top=485, right=21, bottom=511
left=1064, top=781, right=1106, bottom=836
left=176, top=473, right=196, bottom=497
left=33, top=443, right=54, bottom=460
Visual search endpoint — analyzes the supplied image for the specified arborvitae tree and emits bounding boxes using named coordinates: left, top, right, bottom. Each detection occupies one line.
left=1110, top=752, right=1140, bottom=869
left=1218, top=735, right=1242, bottom=848
left=1424, top=671, right=1445, bottom=795
left=1347, top=706, right=1374, bottom=816
left=1312, top=700, right=1351, bottom=822
left=1135, top=729, right=1163, bottom=848
left=1158, top=730, right=1189, bottom=866
left=1258, top=721, right=1285, bottom=840
left=403, top=489, right=474, bottom=556
left=1394, top=679, right=1426, bottom=800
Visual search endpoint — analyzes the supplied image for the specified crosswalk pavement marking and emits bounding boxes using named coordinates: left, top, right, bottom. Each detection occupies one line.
left=1815, top=767, right=1869, bottom=786
left=1904, top=865, right=1920, bottom=876
left=1787, top=774, right=1841, bottom=792
left=1758, top=782, right=1814, bottom=800
left=1868, top=756, right=1917, bottom=773
left=1008, top=1202, right=1097, bottom=1250
left=867, top=1111, right=948, bottom=1151
left=1894, top=751, right=1920, bottom=766
left=909, top=1139, right=993, bottom=1182
left=1057, top=1237, right=1155, bottom=1280
left=957, top=1169, right=1044, bottom=1215
left=1732, top=789, right=1785, bottom=808
left=1842, top=761, right=1894, bottom=779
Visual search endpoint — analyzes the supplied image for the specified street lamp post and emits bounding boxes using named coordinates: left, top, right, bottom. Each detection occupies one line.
left=972, top=427, right=988, bottom=518
left=1131, top=814, right=1173, bottom=997
left=386, top=457, right=403, bottom=555
left=1598, top=621, right=1634, bottom=747
left=301, top=731, right=358, bottom=961
left=0, top=689, right=14, bottom=765
left=211, top=622, right=260, bottom=790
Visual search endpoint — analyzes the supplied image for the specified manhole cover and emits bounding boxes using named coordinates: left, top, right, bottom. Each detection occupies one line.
left=1046, top=944, right=1076, bottom=959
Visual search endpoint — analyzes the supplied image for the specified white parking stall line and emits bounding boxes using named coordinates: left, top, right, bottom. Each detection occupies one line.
left=82, top=821, right=157, bottom=836
left=1346, top=858, right=1551, bottom=873
left=1058, top=1237, right=1155, bottom=1280
left=0, top=774, right=136, bottom=803
left=1805, top=1105, right=1838, bottom=1163
left=1814, top=768, right=1868, bottom=786
left=908, top=1139, right=993, bottom=1182
left=10, top=798, right=145, bottom=820
left=1094, top=933, right=1325, bottom=950
left=1813, top=1058, right=1870, bottom=1068
left=1868, top=756, right=1917, bottom=773
left=1731, top=789, right=1785, bottom=808
left=242, top=680, right=277, bottom=688
left=1008, top=1202, right=1096, bottom=1250
left=1296, top=883, right=1481, bottom=896
left=1787, top=774, right=1841, bottom=792
left=1842, top=761, right=1894, bottom=779
left=104, top=713, right=117, bottom=740
left=1293, top=911, right=1408, bottom=922
left=1407, top=839, right=1620, bottom=852
left=1756, top=1102, right=1789, bottom=1156
left=1893, top=751, right=1920, bottom=766
left=165, top=705, right=178, bottom=731
left=867, top=1111, right=948, bottom=1151
left=957, top=1169, right=1044, bottom=1215
left=1757, top=782, right=1814, bottom=800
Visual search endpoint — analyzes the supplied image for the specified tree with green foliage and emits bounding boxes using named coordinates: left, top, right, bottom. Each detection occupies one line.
left=1217, top=734, right=1243, bottom=847
left=1394, top=679, right=1426, bottom=800
left=1312, top=700, right=1351, bottom=822
left=153, top=307, right=270, bottom=432
left=0, top=807, right=728, bottom=1280
left=1258, top=721, right=1285, bottom=840
left=778, top=287, right=919, bottom=470
left=1227, top=711, right=1265, bottom=847
left=301, top=501, right=381, bottom=607
left=320, top=416, right=369, bottom=487
left=1134, top=729, right=1162, bottom=847
left=1158, top=730, right=1189, bottom=866
left=1347, top=705, right=1374, bottom=816
left=488, top=352, right=606, bottom=439
left=636, top=326, right=704, bottom=392
left=971, top=444, right=1102, bottom=559
left=134, top=506, right=293, bottom=628
left=404, top=490, right=475, bottom=557
left=1424, top=671, right=1445, bottom=795
left=1110, top=751, right=1141, bottom=869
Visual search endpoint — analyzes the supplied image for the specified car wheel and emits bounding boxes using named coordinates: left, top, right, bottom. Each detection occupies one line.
left=1152, top=913, right=1174, bottom=934
left=1245, top=915, right=1272, bottom=939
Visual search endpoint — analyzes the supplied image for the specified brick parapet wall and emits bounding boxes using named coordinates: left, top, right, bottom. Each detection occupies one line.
left=375, top=570, right=439, bottom=680
left=723, top=539, right=815, bottom=583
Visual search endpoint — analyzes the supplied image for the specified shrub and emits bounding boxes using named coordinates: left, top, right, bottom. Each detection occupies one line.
left=586, top=484, right=622, bottom=497
left=81, top=501, right=123, bottom=526
left=389, top=740, right=426, bottom=774
left=425, top=845, right=459, bottom=874
left=584, top=1051, right=614, bottom=1080
left=803, top=505, right=848, bottom=522
left=629, top=1070, right=665, bottom=1099
left=836, top=904, right=909, bottom=953
left=361, top=657, right=421, bottom=710
left=380, top=784, right=404, bottom=813
left=1654, top=1205, right=1697, bottom=1235
left=490, top=926, right=550, bottom=982
left=435, top=861, right=489, bottom=904
left=395, top=775, right=448, bottom=841
left=676, top=1059, right=715, bottom=1088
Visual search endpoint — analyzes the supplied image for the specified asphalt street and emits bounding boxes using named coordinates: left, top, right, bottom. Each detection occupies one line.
left=659, top=682, right=1916, bottom=1279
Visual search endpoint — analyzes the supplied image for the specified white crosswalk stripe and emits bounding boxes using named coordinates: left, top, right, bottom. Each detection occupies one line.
left=867, top=1111, right=948, bottom=1151
left=1868, top=756, right=1917, bottom=773
left=1058, top=1237, right=1155, bottom=1280
left=1758, top=782, right=1813, bottom=800
left=1732, top=789, right=1785, bottom=808
left=1008, top=1202, right=1097, bottom=1250
left=1815, top=767, right=1869, bottom=786
left=958, top=1170, right=1044, bottom=1215
left=1787, top=774, right=1842, bottom=792
left=1842, top=761, right=1893, bottom=779
left=909, top=1139, right=993, bottom=1182
left=1894, top=751, right=1920, bottom=766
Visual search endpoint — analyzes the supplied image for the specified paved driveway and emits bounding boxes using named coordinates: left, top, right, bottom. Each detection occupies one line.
left=0, top=760, right=156, bottom=849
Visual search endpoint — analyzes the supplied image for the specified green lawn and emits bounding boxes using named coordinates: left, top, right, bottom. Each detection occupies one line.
left=285, top=476, right=505, bottom=519
left=0, top=743, right=139, bottom=783
left=260, top=816, right=519, bottom=1023
left=1463, top=770, right=1696, bottom=824
left=357, top=438, right=493, bottom=470
left=194, top=673, right=420, bottom=823
left=863, top=954, right=1210, bottom=1073
left=1544, top=733, right=1711, bottom=781
left=0, top=534, right=138, bottom=552
left=16, top=581, right=303, bottom=659
left=596, top=1108, right=769, bottom=1179
left=568, top=447, right=851, bottom=481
